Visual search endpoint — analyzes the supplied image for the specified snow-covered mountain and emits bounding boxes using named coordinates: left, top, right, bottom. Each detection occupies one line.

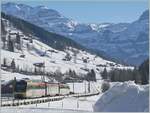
left=1, top=16, right=132, bottom=83
left=1, top=13, right=148, bottom=113
left=2, top=2, right=149, bottom=66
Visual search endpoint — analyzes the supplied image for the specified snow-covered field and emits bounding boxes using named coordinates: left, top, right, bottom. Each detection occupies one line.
left=1, top=70, right=46, bottom=82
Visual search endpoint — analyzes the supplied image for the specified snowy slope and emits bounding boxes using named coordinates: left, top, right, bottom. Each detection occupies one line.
left=1, top=70, right=45, bottom=82
left=1, top=18, right=132, bottom=83
left=94, top=81, right=149, bottom=112
left=2, top=2, right=149, bottom=65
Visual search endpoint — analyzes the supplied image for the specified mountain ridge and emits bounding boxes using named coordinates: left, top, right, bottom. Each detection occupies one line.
left=2, top=2, right=149, bottom=66
left=2, top=12, right=122, bottom=64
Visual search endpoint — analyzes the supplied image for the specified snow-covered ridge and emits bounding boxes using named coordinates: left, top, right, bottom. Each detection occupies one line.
left=94, top=81, right=149, bottom=112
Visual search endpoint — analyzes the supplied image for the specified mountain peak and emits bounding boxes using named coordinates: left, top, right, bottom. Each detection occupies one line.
left=2, top=2, right=61, bottom=17
left=139, top=10, right=149, bottom=21
left=34, top=5, right=60, bottom=14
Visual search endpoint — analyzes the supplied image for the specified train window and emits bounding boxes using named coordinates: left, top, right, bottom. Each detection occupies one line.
left=15, top=81, right=27, bottom=92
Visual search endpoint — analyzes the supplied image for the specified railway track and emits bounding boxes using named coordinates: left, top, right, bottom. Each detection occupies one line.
left=1, top=92, right=100, bottom=107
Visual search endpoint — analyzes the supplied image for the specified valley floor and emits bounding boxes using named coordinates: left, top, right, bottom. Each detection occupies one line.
left=1, top=81, right=149, bottom=112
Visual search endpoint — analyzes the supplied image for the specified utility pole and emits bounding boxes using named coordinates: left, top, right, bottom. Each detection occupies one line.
left=58, top=83, right=60, bottom=95
left=43, top=64, right=47, bottom=97
left=88, top=81, right=90, bottom=93
left=73, top=81, right=75, bottom=93
left=13, top=77, right=16, bottom=100
left=44, top=76, right=47, bottom=96
left=84, top=81, right=86, bottom=94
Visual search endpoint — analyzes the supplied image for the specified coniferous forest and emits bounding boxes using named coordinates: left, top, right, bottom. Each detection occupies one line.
left=101, top=58, right=149, bottom=84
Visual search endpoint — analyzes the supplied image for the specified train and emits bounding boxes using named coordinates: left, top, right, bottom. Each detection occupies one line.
left=1, top=79, right=70, bottom=99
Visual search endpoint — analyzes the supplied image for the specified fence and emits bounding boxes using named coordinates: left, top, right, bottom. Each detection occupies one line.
left=1, top=92, right=99, bottom=107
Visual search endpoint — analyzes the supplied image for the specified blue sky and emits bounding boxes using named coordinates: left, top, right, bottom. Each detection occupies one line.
left=2, top=0, right=148, bottom=24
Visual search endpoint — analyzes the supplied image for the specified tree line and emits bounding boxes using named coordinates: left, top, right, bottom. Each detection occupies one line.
left=101, top=59, right=149, bottom=85
left=2, top=24, right=21, bottom=52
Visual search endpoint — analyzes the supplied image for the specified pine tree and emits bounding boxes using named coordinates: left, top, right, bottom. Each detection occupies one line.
left=34, top=67, right=37, bottom=74
left=16, top=32, right=21, bottom=50
left=72, top=49, right=78, bottom=63
left=83, top=58, right=88, bottom=69
left=1, top=35, right=7, bottom=49
left=3, top=58, right=7, bottom=67
left=1, top=20, right=7, bottom=49
left=87, top=69, right=96, bottom=81
left=1, top=20, right=6, bottom=34
left=8, top=35, right=14, bottom=52
left=101, top=68, right=108, bottom=80
left=65, top=52, right=71, bottom=61
left=26, top=43, right=30, bottom=51
left=72, top=70, right=77, bottom=78
left=135, top=71, right=141, bottom=84
left=90, top=69, right=96, bottom=81
left=16, top=32, right=21, bottom=44
left=139, top=59, right=149, bottom=84
left=8, top=40, right=14, bottom=52
left=11, top=59, right=16, bottom=72
left=110, top=69, right=115, bottom=82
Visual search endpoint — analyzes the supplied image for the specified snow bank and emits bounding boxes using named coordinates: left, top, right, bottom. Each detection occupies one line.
left=94, top=81, right=149, bottom=112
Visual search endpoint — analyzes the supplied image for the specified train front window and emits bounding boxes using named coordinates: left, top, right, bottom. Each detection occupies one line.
left=15, top=81, right=27, bottom=92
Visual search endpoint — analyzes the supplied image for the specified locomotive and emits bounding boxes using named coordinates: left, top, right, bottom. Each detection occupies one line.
left=2, top=79, right=70, bottom=99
